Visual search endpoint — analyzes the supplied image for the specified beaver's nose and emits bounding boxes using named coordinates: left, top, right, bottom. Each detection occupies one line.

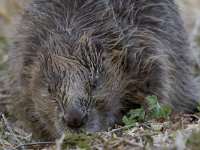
left=63, top=109, right=88, bottom=129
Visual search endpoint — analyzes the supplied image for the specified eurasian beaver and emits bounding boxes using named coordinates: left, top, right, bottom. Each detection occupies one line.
left=9, top=0, right=200, bottom=141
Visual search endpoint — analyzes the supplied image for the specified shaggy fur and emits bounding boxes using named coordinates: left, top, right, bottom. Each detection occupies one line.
left=9, top=0, right=200, bottom=141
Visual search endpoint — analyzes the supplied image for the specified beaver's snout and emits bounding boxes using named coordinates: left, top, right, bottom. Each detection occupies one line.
left=62, top=108, right=88, bottom=130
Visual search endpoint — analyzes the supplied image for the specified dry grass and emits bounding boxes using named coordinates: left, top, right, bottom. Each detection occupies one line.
left=0, top=0, right=200, bottom=150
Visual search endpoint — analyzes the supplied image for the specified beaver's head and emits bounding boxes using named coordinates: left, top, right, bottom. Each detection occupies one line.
left=31, top=38, right=128, bottom=138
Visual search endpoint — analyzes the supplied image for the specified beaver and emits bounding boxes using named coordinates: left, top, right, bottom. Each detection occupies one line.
left=9, top=0, right=200, bottom=141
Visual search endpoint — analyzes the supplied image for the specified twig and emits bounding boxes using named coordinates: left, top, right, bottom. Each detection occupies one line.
left=4, top=131, right=31, bottom=142
left=108, top=122, right=151, bottom=134
left=1, top=114, right=24, bottom=150
left=0, top=139, right=6, bottom=150
left=123, top=140, right=143, bottom=147
left=13, top=142, right=54, bottom=149
left=56, top=134, right=65, bottom=150
left=183, top=114, right=200, bottom=120
left=108, top=125, right=135, bottom=133
left=90, top=144, right=103, bottom=149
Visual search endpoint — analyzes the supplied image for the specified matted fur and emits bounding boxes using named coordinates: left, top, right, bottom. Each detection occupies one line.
left=9, top=0, right=200, bottom=141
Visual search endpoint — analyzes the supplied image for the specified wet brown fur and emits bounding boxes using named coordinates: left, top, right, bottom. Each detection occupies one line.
left=9, top=0, right=200, bottom=141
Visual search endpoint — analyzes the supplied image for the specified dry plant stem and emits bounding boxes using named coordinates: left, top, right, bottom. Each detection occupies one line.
left=183, top=114, right=200, bottom=120
left=0, top=140, right=6, bottom=150
left=123, top=140, right=143, bottom=147
left=1, top=114, right=24, bottom=150
left=14, top=142, right=54, bottom=149
left=108, top=123, right=152, bottom=134
left=56, top=134, right=65, bottom=150
left=108, top=125, right=135, bottom=133
left=90, top=144, right=104, bottom=149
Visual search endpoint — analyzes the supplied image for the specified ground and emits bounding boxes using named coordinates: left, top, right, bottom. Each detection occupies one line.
left=0, top=1, right=200, bottom=150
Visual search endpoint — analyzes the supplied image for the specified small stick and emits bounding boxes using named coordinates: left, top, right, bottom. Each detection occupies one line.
left=13, top=142, right=54, bottom=149
left=123, top=140, right=143, bottom=147
left=56, top=134, right=65, bottom=150
left=108, top=124, right=135, bottom=133
left=0, top=139, right=6, bottom=150
left=183, top=114, right=200, bottom=120
left=1, top=114, right=24, bottom=150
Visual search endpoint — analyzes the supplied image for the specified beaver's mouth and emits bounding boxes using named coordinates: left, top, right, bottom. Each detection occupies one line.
left=55, top=108, right=117, bottom=134
left=58, top=118, right=107, bottom=134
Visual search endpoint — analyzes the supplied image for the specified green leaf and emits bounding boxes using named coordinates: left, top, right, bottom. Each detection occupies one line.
left=63, top=133, right=90, bottom=149
left=0, top=122, right=3, bottom=139
left=122, top=95, right=172, bottom=129
left=186, top=131, right=200, bottom=149
left=146, top=95, right=159, bottom=110
left=197, top=105, right=200, bottom=112
left=122, top=116, right=135, bottom=126
left=163, top=106, right=172, bottom=117
left=122, top=116, right=130, bottom=126
left=145, top=95, right=171, bottom=119
left=129, top=108, right=145, bottom=120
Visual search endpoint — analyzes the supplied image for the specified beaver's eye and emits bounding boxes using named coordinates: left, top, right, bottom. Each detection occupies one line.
left=90, top=80, right=97, bottom=89
left=48, top=85, right=53, bottom=93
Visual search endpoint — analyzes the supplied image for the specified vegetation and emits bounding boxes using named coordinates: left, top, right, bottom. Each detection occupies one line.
left=123, top=95, right=171, bottom=127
